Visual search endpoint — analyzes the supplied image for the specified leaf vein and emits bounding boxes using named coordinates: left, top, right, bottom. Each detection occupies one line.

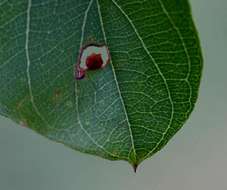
left=25, top=0, right=50, bottom=127
left=97, top=0, right=137, bottom=161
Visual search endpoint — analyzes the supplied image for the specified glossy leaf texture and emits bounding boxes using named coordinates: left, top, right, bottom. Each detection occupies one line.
left=0, top=0, right=202, bottom=167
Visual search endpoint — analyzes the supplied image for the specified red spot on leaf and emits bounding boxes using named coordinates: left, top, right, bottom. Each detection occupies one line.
left=75, top=43, right=110, bottom=80
left=76, top=65, right=86, bottom=80
left=86, top=53, right=103, bottom=70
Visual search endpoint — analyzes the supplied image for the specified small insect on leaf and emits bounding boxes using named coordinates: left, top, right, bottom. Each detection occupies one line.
left=76, top=44, right=111, bottom=80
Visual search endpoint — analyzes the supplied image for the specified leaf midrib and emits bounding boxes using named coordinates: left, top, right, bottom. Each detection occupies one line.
left=96, top=0, right=137, bottom=161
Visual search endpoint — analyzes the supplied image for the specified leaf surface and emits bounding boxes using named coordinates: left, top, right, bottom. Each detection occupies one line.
left=0, top=0, right=202, bottom=166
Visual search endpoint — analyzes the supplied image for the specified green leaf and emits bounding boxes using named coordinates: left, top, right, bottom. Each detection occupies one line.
left=0, top=0, right=202, bottom=168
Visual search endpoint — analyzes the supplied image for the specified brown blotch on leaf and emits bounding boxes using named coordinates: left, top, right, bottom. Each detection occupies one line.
left=52, top=89, right=62, bottom=103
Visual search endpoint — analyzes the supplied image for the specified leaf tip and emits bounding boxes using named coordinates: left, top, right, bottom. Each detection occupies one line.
left=132, top=163, right=138, bottom=173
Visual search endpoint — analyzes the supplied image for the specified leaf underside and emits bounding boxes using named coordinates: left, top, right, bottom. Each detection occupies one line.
left=0, top=0, right=202, bottom=167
